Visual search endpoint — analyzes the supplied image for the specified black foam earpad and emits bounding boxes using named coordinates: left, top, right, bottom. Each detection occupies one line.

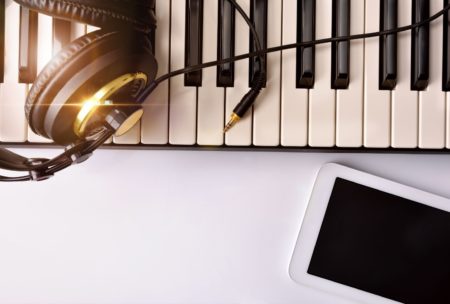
left=14, top=0, right=156, bottom=34
left=27, top=29, right=157, bottom=145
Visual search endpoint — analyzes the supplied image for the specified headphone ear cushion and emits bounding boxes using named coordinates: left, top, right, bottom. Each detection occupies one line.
left=14, top=0, right=156, bottom=34
left=27, top=29, right=157, bottom=145
left=25, top=30, right=110, bottom=128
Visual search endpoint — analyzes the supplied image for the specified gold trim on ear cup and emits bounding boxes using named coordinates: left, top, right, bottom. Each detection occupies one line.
left=74, top=72, right=147, bottom=137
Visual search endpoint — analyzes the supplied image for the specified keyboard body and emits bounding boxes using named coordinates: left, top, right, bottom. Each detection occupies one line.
left=1, top=0, right=450, bottom=153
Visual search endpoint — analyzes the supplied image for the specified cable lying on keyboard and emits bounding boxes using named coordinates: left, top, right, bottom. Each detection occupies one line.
left=1, top=0, right=449, bottom=182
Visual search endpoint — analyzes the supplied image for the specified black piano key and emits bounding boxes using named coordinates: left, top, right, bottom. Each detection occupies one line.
left=379, top=0, right=397, bottom=90
left=150, top=0, right=156, bottom=54
left=296, top=0, right=315, bottom=89
left=217, top=0, right=235, bottom=87
left=331, top=0, right=350, bottom=89
left=249, top=0, right=267, bottom=87
left=19, top=6, right=38, bottom=84
left=184, top=0, right=203, bottom=87
left=411, top=0, right=429, bottom=91
left=443, top=0, right=450, bottom=91
left=53, top=18, right=71, bottom=55
left=0, top=0, right=5, bottom=83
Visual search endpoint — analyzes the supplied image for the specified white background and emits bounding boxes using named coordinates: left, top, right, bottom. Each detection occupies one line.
left=0, top=148, right=449, bottom=304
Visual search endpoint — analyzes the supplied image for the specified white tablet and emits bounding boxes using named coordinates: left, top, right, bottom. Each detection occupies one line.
left=289, top=163, right=450, bottom=304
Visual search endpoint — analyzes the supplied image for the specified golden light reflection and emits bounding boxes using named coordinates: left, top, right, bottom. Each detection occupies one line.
left=74, top=73, right=147, bottom=137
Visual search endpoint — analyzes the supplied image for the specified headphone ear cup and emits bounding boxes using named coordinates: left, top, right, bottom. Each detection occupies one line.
left=26, top=29, right=157, bottom=146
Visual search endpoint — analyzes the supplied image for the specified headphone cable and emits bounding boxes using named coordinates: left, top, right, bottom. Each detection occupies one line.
left=139, top=2, right=450, bottom=133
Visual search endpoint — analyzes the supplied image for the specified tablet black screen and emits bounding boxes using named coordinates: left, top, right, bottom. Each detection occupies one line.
left=308, top=178, right=450, bottom=304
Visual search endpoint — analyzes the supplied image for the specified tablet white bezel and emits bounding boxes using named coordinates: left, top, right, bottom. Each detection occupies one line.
left=289, top=163, right=450, bottom=304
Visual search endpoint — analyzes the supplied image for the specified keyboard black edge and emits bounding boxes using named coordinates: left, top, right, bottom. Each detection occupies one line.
left=1, top=143, right=449, bottom=155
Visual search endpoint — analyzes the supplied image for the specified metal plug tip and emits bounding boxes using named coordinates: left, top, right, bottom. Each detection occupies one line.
left=223, top=114, right=241, bottom=133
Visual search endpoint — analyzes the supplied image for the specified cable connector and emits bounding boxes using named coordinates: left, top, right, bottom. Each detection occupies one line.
left=224, top=72, right=266, bottom=133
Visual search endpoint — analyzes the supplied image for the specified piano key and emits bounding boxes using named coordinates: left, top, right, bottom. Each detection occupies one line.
left=379, top=0, right=397, bottom=90
left=150, top=0, right=156, bottom=50
left=86, top=24, right=121, bottom=144
left=29, top=20, right=86, bottom=143
left=169, top=0, right=197, bottom=145
left=197, top=0, right=224, bottom=146
left=52, top=18, right=71, bottom=55
left=37, top=14, right=53, bottom=74
left=184, top=0, right=203, bottom=87
left=252, top=0, right=281, bottom=146
left=217, top=0, right=235, bottom=87
left=447, top=91, right=450, bottom=148
left=19, top=6, right=37, bottom=84
left=419, top=0, right=445, bottom=149
left=0, top=0, right=27, bottom=142
left=391, top=0, right=418, bottom=148
left=28, top=14, right=54, bottom=143
left=336, top=0, right=364, bottom=147
left=141, top=0, right=170, bottom=145
left=308, top=0, right=335, bottom=147
left=296, top=0, right=315, bottom=88
left=447, top=0, right=450, bottom=148
left=86, top=25, right=100, bottom=33
left=363, top=0, right=391, bottom=148
left=112, top=118, right=141, bottom=144
left=112, top=17, right=141, bottom=146
left=225, top=0, right=252, bottom=146
left=113, top=23, right=142, bottom=145
left=281, top=0, right=308, bottom=146
left=331, top=0, right=350, bottom=89
left=70, top=22, right=86, bottom=41
left=86, top=24, right=114, bottom=144
left=0, top=0, right=4, bottom=83
left=443, top=0, right=450, bottom=91
left=411, top=0, right=429, bottom=91
left=249, top=0, right=267, bottom=87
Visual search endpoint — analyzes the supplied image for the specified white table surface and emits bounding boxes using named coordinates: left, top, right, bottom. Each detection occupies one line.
left=1, top=148, right=449, bottom=304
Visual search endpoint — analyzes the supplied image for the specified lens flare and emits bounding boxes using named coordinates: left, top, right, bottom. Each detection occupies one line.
left=74, top=73, right=147, bottom=137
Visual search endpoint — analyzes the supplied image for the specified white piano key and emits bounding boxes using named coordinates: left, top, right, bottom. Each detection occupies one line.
left=308, top=0, right=335, bottom=147
left=113, top=98, right=141, bottom=143
left=109, top=21, right=141, bottom=146
left=0, top=0, right=27, bottom=142
left=364, top=0, right=391, bottom=148
left=281, top=0, right=308, bottom=147
left=113, top=123, right=141, bottom=144
left=86, top=25, right=100, bottom=33
left=391, top=0, right=418, bottom=148
left=141, top=0, right=170, bottom=145
left=225, top=0, right=252, bottom=146
left=419, top=0, right=445, bottom=149
left=28, top=14, right=54, bottom=143
left=85, top=25, right=114, bottom=144
left=71, top=22, right=86, bottom=41
left=447, top=92, right=450, bottom=148
left=112, top=16, right=141, bottom=146
left=37, top=14, right=52, bottom=74
left=336, top=0, right=364, bottom=147
left=252, top=0, right=281, bottom=147
left=197, top=0, right=224, bottom=146
left=169, top=0, right=197, bottom=145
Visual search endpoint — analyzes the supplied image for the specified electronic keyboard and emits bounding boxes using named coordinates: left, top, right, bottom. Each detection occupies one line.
left=1, top=0, right=450, bottom=151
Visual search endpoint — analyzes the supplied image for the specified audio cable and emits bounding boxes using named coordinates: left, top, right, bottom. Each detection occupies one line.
left=3, top=2, right=450, bottom=182
left=0, top=127, right=114, bottom=182
left=139, top=2, right=450, bottom=132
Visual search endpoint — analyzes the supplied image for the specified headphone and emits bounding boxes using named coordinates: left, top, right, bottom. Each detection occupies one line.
left=1, top=0, right=158, bottom=181
left=1, top=0, right=449, bottom=182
